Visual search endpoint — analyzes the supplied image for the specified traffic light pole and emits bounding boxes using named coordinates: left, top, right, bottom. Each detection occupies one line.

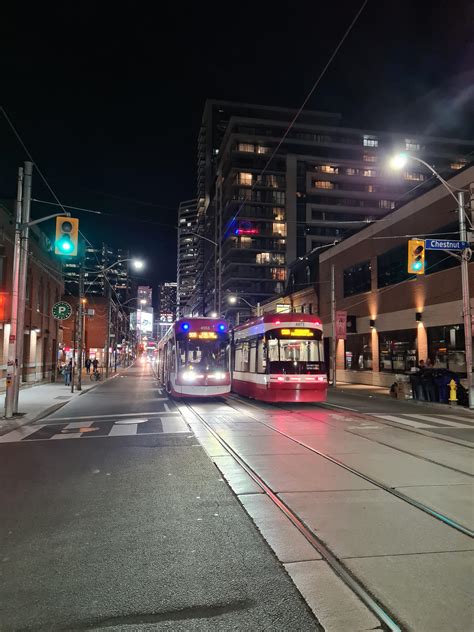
left=105, top=283, right=111, bottom=378
left=458, top=191, right=473, bottom=409
left=13, top=161, right=33, bottom=415
left=76, top=264, right=84, bottom=391
left=4, top=168, right=23, bottom=418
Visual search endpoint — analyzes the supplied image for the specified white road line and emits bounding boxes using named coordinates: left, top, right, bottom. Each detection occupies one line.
left=64, top=422, right=93, bottom=429
left=406, top=414, right=474, bottom=429
left=42, top=411, right=178, bottom=422
left=323, top=402, right=359, bottom=412
left=444, top=414, right=474, bottom=425
left=51, top=433, right=79, bottom=440
left=374, top=414, right=435, bottom=429
left=161, top=418, right=189, bottom=433
left=0, top=425, right=43, bottom=443
left=108, top=423, right=138, bottom=436
left=164, top=402, right=170, bottom=412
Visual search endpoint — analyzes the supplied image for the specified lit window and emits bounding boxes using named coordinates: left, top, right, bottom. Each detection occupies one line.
left=320, top=165, right=337, bottom=174
left=362, top=169, right=376, bottom=177
left=405, top=139, right=420, bottom=151
left=405, top=171, right=425, bottom=181
left=450, top=161, right=466, bottom=170
left=270, top=268, right=286, bottom=281
left=363, top=154, right=377, bottom=162
left=273, top=207, right=285, bottom=221
left=363, top=136, right=378, bottom=147
left=256, top=252, right=271, bottom=264
left=272, top=222, right=287, bottom=236
left=267, top=174, right=278, bottom=188
left=346, top=168, right=357, bottom=176
left=366, top=185, right=376, bottom=193
left=379, top=199, right=395, bottom=209
left=238, top=172, right=253, bottom=185
left=314, top=180, right=334, bottom=189
left=256, top=145, right=269, bottom=154
left=239, top=236, right=253, bottom=248
left=238, top=143, right=254, bottom=152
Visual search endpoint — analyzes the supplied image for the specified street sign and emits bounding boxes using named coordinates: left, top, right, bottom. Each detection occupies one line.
left=52, top=301, right=72, bottom=320
left=335, top=310, right=347, bottom=340
left=425, top=239, right=469, bottom=251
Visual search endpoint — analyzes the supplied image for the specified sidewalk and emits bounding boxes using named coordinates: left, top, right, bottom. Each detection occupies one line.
left=334, top=381, right=474, bottom=415
left=0, top=371, right=116, bottom=434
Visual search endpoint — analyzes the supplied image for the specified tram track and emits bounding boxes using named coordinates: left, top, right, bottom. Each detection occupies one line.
left=222, top=396, right=473, bottom=538
left=227, top=394, right=474, bottom=477
left=182, top=400, right=404, bottom=632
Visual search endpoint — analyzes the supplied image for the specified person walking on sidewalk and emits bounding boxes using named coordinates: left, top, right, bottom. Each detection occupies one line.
left=64, top=360, right=72, bottom=386
left=85, top=358, right=91, bottom=374
left=92, top=358, right=99, bottom=372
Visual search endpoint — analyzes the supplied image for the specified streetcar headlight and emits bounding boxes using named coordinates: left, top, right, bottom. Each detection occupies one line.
left=209, top=372, right=225, bottom=379
left=182, top=371, right=196, bottom=381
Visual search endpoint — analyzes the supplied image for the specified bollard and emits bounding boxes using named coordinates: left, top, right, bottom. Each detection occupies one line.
left=449, top=379, right=458, bottom=406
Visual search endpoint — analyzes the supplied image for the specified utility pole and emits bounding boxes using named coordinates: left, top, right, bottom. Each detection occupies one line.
left=458, top=191, right=473, bottom=409
left=331, top=263, right=337, bottom=387
left=13, top=161, right=33, bottom=414
left=105, top=282, right=111, bottom=378
left=76, top=263, right=84, bottom=390
left=71, top=307, right=77, bottom=393
left=5, top=168, right=23, bottom=418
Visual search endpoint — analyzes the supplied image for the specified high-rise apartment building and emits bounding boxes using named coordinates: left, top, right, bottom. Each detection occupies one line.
left=177, top=199, right=202, bottom=315
left=158, top=281, right=177, bottom=322
left=196, top=100, right=474, bottom=321
left=64, top=244, right=132, bottom=302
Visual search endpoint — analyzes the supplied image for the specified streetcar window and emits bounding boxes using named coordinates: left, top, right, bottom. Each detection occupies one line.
left=178, top=338, right=229, bottom=371
left=234, top=341, right=250, bottom=372
left=256, top=337, right=267, bottom=373
left=266, top=338, right=325, bottom=374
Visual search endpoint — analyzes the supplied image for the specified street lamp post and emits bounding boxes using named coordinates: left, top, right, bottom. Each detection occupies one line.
left=227, top=295, right=261, bottom=325
left=390, top=154, right=473, bottom=409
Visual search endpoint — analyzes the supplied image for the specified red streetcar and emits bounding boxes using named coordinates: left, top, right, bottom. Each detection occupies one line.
left=156, top=317, right=231, bottom=398
left=232, top=313, right=327, bottom=403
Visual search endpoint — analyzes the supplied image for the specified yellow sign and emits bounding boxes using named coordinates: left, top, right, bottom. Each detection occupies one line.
left=189, top=332, right=217, bottom=340
left=280, top=328, right=314, bottom=337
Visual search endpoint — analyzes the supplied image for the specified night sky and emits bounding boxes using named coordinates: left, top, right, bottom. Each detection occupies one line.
left=1, top=2, right=473, bottom=290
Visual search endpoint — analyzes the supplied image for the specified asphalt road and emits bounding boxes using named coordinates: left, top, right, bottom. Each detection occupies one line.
left=0, top=363, right=318, bottom=631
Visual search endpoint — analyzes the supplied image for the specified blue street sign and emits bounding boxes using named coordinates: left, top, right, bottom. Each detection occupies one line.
left=425, top=239, right=469, bottom=251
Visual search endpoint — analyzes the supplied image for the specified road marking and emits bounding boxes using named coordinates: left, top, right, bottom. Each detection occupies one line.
left=109, top=423, right=138, bottom=436
left=164, top=402, right=170, bottom=412
left=406, top=414, right=474, bottom=429
left=0, top=425, right=43, bottom=442
left=41, top=411, right=178, bottom=423
left=373, top=414, right=435, bottom=429
left=161, top=418, right=189, bottom=433
left=64, top=422, right=93, bottom=429
left=323, top=402, right=359, bottom=412
left=115, top=418, right=148, bottom=425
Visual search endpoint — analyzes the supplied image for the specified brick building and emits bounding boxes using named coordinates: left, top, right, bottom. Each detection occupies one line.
left=0, top=201, right=64, bottom=388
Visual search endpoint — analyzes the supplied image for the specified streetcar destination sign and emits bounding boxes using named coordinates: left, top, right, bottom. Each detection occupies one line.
left=425, top=239, right=468, bottom=251
left=52, top=301, right=72, bottom=320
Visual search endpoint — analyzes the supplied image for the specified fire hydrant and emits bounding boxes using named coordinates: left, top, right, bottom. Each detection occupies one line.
left=449, top=379, right=458, bottom=405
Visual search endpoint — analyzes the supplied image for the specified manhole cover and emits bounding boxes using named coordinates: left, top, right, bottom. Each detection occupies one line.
left=115, top=418, right=148, bottom=425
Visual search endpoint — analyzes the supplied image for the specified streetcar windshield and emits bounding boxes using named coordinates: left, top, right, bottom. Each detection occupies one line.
left=177, top=338, right=230, bottom=371
left=267, top=338, right=325, bottom=374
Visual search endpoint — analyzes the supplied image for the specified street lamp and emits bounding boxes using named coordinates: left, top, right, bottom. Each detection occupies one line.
left=227, top=294, right=261, bottom=324
left=390, top=153, right=473, bottom=409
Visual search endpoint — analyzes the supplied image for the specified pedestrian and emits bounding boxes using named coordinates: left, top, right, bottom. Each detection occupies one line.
left=64, top=360, right=72, bottom=386
left=92, top=358, right=99, bottom=371
left=85, top=358, right=91, bottom=374
left=425, top=358, right=434, bottom=369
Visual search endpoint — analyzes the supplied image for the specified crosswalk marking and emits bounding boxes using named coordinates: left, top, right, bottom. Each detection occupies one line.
left=0, top=425, right=42, bottom=442
left=374, top=414, right=435, bottom=429
left=373, top=413, right=474, bottom=430
left=109, top=423, right=138, bottom=436
left=406, top=414, right=474, bottom=429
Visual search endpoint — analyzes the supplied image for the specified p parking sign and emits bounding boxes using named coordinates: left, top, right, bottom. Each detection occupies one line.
left=52, top=301, right=72, bottom=320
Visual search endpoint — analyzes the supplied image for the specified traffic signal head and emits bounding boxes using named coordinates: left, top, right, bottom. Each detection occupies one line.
left=55, top=217, right=79, bottom=256
left=407, top=239, right=425, bottom=274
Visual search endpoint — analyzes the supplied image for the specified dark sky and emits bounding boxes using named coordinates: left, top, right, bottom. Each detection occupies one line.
left=1, top=1, right=473, bottom=288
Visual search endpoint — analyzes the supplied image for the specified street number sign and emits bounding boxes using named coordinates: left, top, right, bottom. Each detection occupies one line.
left=425, top=239, right=468, bottom=251
left=52, top=301, right=72, bottom=320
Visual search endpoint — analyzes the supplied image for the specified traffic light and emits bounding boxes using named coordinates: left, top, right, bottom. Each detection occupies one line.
left=55, top=217, right=79, bottom=256
left=407, top=239, right=425, bottom=274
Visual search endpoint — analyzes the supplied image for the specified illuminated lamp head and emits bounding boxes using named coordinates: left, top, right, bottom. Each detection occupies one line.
left=217, top=323, right=226, bottom=332
left=181, top=322, right=190, bottom=332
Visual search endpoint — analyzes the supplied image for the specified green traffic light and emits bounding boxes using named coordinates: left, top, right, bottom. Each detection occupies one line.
left=57, top=236, right=72, bottom=252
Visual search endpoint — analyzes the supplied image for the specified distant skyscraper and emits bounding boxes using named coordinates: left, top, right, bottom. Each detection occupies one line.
left=177, top=199, right=201, bottom=316
left=158, top=282, right=177, bottom=322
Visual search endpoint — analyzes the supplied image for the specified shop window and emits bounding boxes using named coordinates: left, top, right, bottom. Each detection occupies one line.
left=379, top=330, right=417, bottom=372
left=343, top=261, right=371, bottom=297
left=345, top=334, right=372, bottom=370
left=427, top=325, right=470, bottom=374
